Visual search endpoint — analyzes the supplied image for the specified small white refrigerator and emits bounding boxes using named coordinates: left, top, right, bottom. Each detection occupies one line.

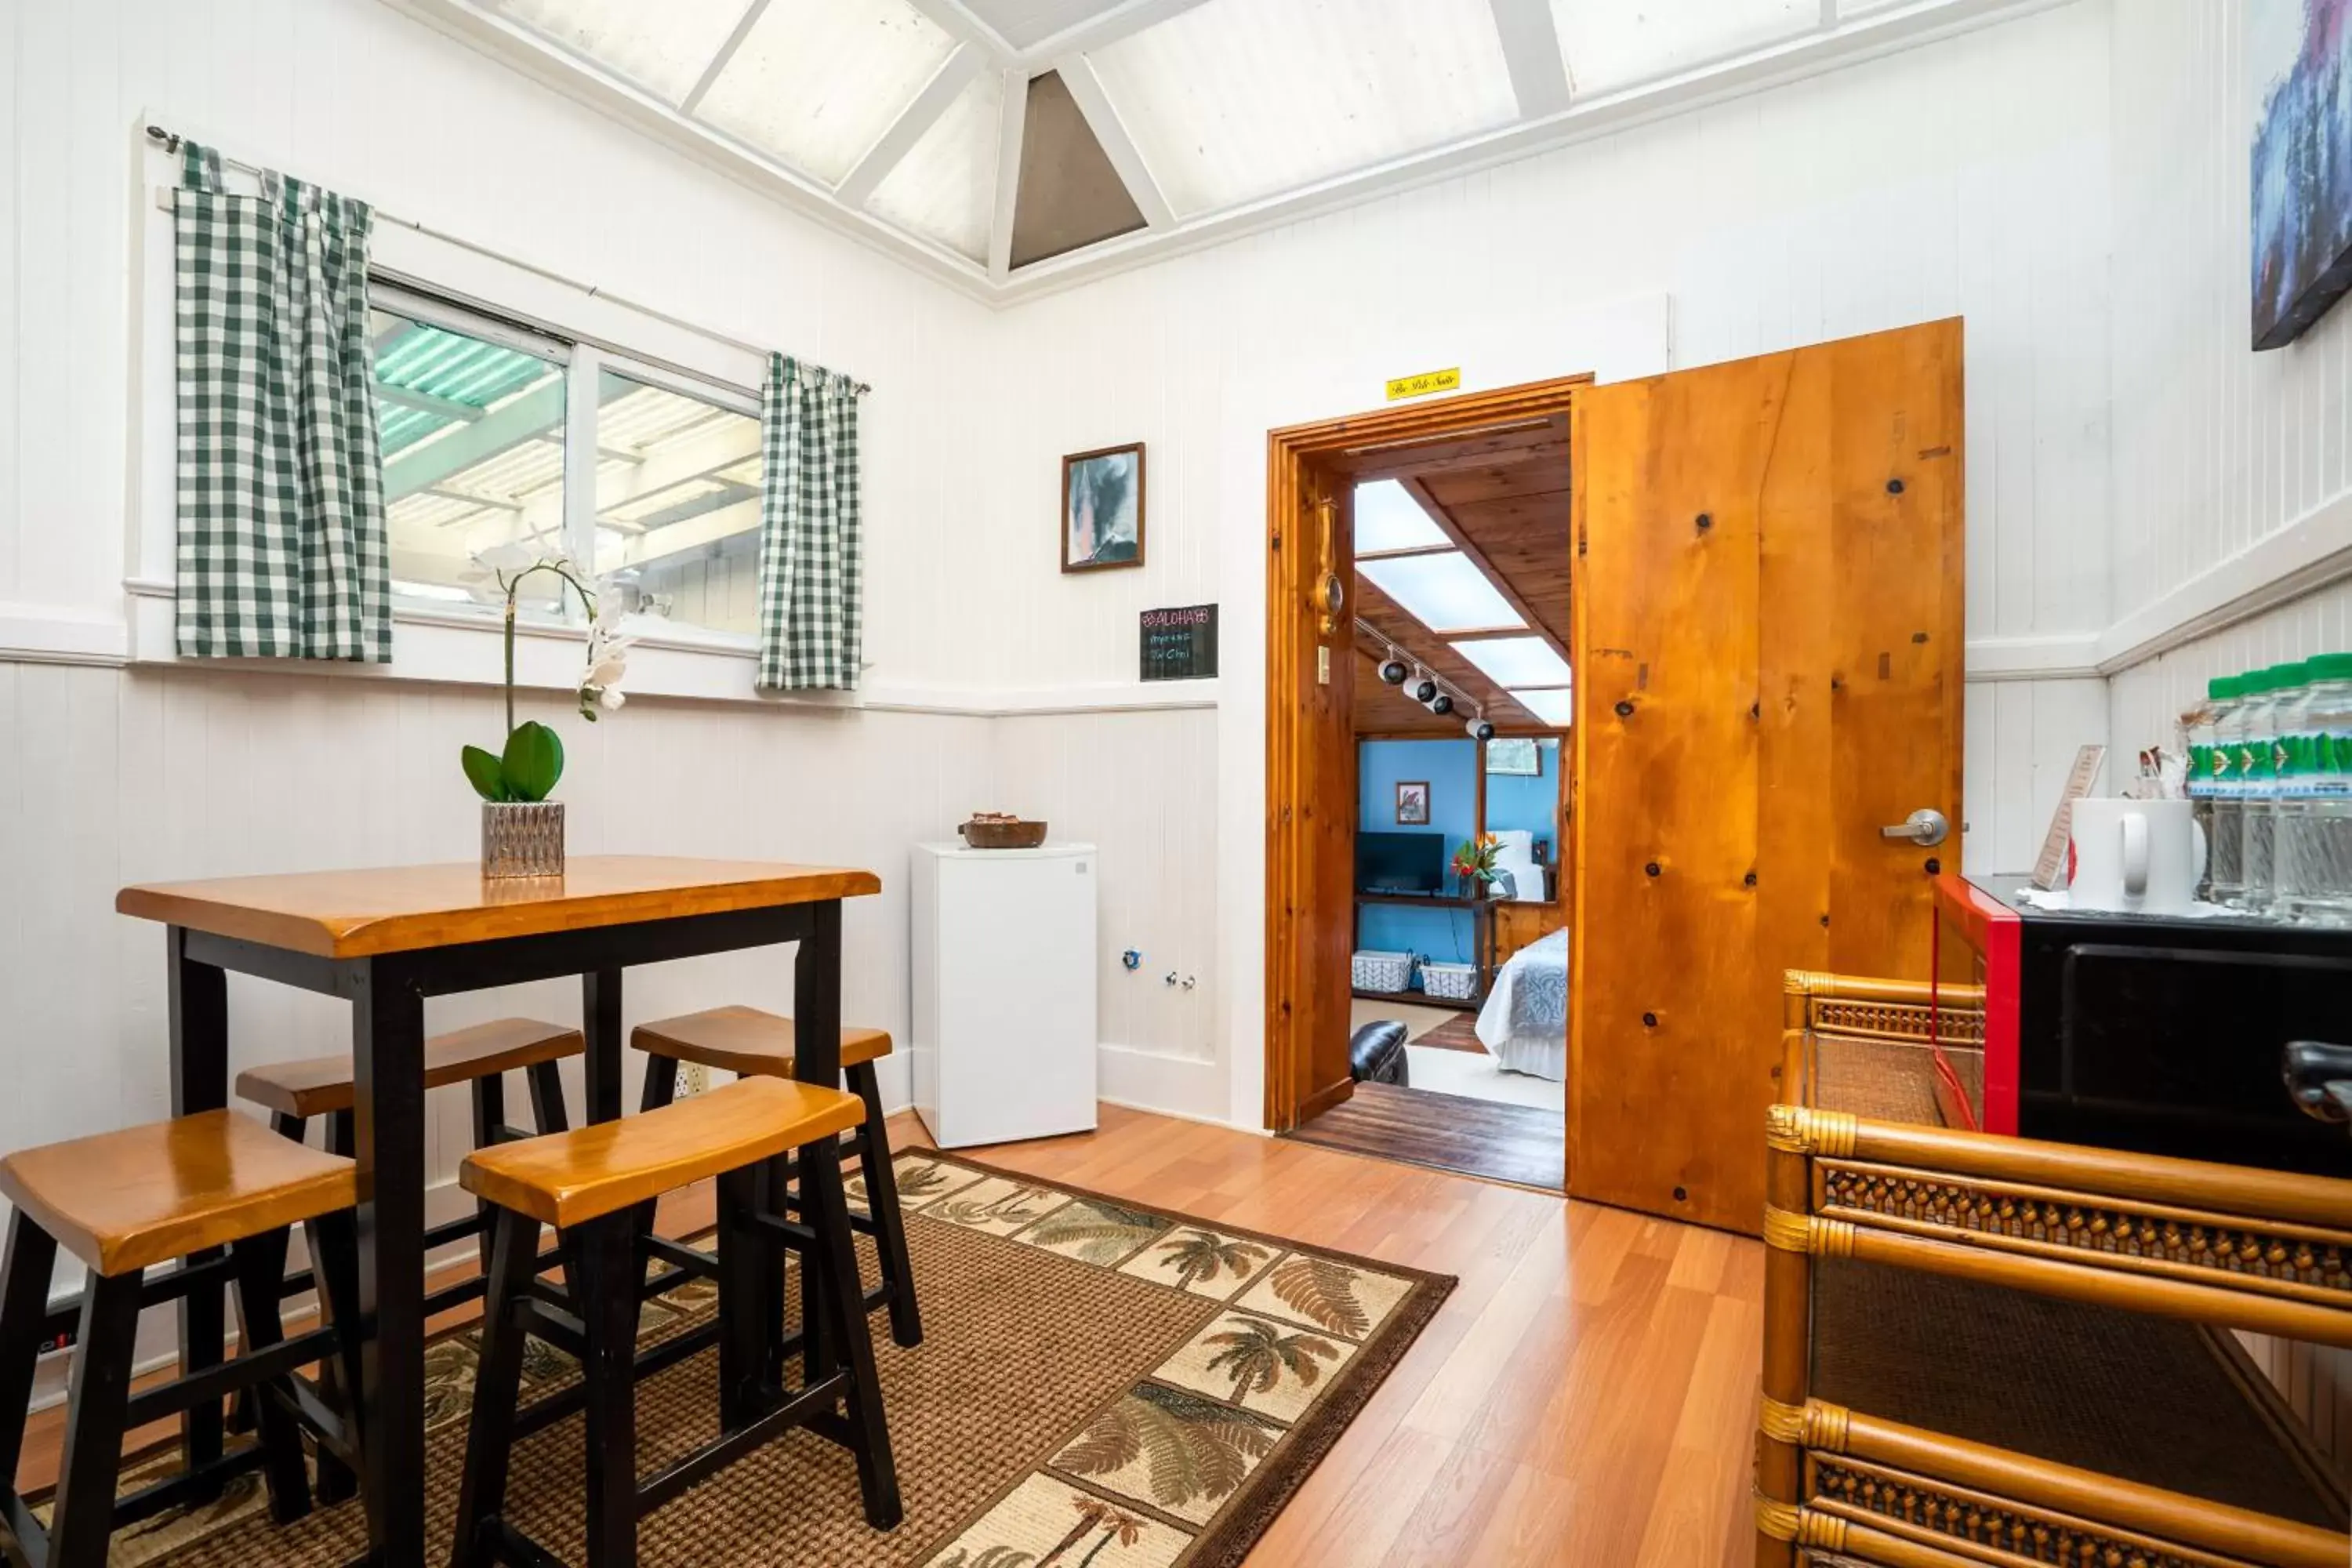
left=909, top=840, right=1098, bottom=1148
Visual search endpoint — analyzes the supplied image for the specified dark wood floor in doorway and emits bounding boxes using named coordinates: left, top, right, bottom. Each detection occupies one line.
left=1287, top=1081, right=1565, bottom=1190
left=1413, top=1014, right=1486, bottom=1054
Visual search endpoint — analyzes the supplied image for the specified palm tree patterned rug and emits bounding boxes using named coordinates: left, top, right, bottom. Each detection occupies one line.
left=45, top=1151, right=1454, bottom=1568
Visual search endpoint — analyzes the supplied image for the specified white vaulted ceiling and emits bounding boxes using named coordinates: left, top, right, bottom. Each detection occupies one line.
left=386, top=0, right=2056, bottom=302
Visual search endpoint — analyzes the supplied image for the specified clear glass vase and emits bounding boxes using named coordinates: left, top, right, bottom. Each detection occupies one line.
left=481, top=800, right=564, bottom=880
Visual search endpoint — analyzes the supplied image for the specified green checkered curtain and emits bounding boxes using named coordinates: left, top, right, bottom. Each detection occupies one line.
left=174, top=141, right=390, bottom=661
left=754, top=354, right=865, bottom=690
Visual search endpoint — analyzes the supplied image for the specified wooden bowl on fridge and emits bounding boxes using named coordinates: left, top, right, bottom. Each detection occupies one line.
left=959, top=815, right=1048, bottom=850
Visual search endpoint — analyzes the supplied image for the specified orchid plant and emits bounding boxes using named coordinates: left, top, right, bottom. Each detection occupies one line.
left=456, top=543, right=631, bottom=804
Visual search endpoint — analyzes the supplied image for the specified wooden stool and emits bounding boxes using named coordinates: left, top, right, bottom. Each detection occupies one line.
left=452, top=1078, right=900, bottom=1568
left=237, top=1017, right=582, bottom=1311
left=0, top=1112, right=364, bottom=1568
left=633, top=1007, right=921, bottom=1349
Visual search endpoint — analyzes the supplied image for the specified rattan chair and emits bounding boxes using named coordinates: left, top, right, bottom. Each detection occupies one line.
left=1780, top=971, right=1984, bottom=1130
left=1755, top=1105, right=2351, bottom=1567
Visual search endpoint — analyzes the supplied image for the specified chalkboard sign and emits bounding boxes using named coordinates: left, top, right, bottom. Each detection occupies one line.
left=1140, top=604, right=1218, bottom=681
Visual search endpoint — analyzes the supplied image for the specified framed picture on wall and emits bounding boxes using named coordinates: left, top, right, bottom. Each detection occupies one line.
left=1395, top=780, right=1430, bottom=825
left=1486, top=739, right=1542, bottom=775
left=1062, top=442, right=1146, bottom=571
left=2251, top=0, right=2352, bottom=348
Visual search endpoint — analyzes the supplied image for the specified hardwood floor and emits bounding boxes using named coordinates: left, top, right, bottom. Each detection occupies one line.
left=1413, top=1014, right=1487, bottom=1054
left=1287, top=1080, right=1566, bottom=1190
left=18, top=1105, right=1764, bottom=1567
left=912, top=1105, right=1762, bottom=1566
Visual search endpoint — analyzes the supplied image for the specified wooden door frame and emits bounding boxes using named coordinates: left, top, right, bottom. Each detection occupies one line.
left=1262, top=373, right=1591, bottom=1132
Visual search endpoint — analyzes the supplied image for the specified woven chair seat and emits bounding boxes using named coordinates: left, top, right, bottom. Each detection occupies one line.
left=1813, top=1257, right=2345, bottom=1530
left=1811, top=1035, right=1983, bottom=1127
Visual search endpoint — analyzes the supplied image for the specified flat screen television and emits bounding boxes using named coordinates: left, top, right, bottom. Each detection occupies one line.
left=1357, top=831, right=1446, bottom=895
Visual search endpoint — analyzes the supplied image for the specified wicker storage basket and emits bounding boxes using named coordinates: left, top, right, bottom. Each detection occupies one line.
left=1351, top=950, right=1414, bottom=993
left=1420, top=961, right=1476, bottom=1001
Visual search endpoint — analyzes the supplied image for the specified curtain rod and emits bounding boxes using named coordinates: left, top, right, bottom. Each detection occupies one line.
left=143, top=125, right=869, bottom=397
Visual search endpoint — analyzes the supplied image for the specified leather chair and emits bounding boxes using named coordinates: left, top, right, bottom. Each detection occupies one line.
left=1350, top=1020, right=1410, bottom=1087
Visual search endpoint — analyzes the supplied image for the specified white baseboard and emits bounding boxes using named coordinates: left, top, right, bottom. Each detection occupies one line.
left=1096, top=1043, right=1230, bottom=1125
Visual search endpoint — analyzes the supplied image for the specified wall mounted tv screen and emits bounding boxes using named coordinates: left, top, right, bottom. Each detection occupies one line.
left=1357, top=831, right=1446, bottom=895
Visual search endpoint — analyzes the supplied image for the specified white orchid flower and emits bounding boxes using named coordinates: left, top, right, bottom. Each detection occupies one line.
left=599, top=687, right=626, bottom=712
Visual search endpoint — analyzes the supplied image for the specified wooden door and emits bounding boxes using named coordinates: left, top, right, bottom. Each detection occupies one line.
left=1265, top=463, right=1358, bottom=1128
left=1569, top=319, right=1963, bottom=1232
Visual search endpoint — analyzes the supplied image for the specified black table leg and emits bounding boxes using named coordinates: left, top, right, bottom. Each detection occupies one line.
left=792, top=903, right=845, bottom=1379
left=350, top=958, right=426, bottom=1568
left=166, top=926, right=228, bottom=1488
left=583, top=966, right=624, bottom=1125
left=791, top=902, right=844, bottom=1088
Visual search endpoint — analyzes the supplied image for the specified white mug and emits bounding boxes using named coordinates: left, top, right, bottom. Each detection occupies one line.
left=2069, top=797, right=2205, bottom=914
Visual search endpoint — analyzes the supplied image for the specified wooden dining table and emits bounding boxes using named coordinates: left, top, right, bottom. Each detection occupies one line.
left=114, top=855, right=881, bottom=1567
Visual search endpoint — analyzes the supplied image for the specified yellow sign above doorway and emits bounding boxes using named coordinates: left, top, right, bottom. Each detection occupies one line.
left=1384, top=368, right=1461, bottom=401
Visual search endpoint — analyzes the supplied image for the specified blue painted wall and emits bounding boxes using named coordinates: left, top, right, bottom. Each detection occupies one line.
left=1485, top=739, right=1560, bottom=860
left=1356, top=739, right=1478, bottom=964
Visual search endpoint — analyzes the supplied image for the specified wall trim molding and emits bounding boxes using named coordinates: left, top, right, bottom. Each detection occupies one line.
left=2094, top=487, right=2352, bottom=675
left=4, top=592, right=1221, bottom=718
left=1962, top=633, right=2101, bottom=682
left=0, top=604, right=129, bottom=667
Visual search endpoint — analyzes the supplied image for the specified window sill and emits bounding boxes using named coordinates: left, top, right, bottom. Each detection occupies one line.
left=117, top=577, right=858, bottom=710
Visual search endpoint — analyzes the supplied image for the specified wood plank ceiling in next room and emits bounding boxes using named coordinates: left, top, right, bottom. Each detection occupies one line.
left=1346, top=413, right=1572, bottom=737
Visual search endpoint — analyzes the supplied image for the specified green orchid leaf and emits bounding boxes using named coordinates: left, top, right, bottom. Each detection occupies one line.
left=460, top=745, right=510, bottom=802
left=499, top=720, right=564, bottom=803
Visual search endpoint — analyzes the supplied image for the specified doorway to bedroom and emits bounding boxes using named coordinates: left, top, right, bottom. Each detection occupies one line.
left=1266, top=387, right=1574, bottom=1191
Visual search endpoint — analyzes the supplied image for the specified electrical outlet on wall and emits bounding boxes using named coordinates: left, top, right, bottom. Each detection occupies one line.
left=677, top=1062, right=710, bottom=1097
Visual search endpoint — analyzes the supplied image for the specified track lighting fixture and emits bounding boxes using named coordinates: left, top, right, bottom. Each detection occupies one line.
left=1411, top=673, right=1439, bottom=704
left=1379, top=657, right=1409, bottom=685
left=1466, top=716, right=1495, bottom=742
left=1428, top=691, right=1454, bottom=717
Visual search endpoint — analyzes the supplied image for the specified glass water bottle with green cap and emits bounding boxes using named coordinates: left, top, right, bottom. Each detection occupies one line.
left=2278, top=652, right=2352, bottom=922
left=2190, top=674, right=2244, bottom=905
left=2238, top=662, right=2305, bottom=912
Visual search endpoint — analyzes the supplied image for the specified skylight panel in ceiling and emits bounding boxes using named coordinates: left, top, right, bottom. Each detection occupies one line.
left=1454, top=635, right=1572, bottom=688
left=1090, top=0, right=1519, bottom=216
left=1548, top=0, right=1817, bottom=98
left=1511, top=686, right=1572, bottom=727
left=1355, top=480, right=1450, bottom=554
left=501, top=0, right=751, bottom=106
left=961, top=0, right=1131, bottom=52
left=1359, top=553, right=1526, bottom=635
left=695, top=0, right=957, bottom=186
left=868, top=68, right=1004, bottom=263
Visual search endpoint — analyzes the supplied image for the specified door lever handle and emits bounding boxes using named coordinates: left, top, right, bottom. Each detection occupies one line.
left=1880, top=808, right=1950, bottom=848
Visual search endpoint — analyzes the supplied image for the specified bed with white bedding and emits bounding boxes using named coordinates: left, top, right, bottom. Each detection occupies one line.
left=1474, top=927, right=1567, bottom=1082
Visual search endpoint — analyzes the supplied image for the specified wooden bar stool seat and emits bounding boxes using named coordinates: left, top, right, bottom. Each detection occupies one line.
left=452, top=1078, right=901, bottom=1567
left=0, top=1111, right=367, bottom=1568
left=632, top=1007, right=921, bottom=1348
left=236, top=1016, right=584, bottom=1123
left=235, top=1018, right=580, bottom=1312
left=231, top=1019, right=580, bottom=1494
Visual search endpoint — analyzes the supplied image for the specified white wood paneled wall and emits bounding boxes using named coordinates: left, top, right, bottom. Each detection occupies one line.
left=0, top=662, right=993, bottom=1180
left=2108, top=577, right=2352, bottom=759
left=971, top=0, right=2120, bottom=694
left=1962, top=678, right=2110, bottom=873
left=2108, top=0, right=2352, bottom=626
left=971, top=0, right=2125, bottom=1121
left=986, top=710, right=1224, bottom=1117
left=0, top=0, right=996, bottom=688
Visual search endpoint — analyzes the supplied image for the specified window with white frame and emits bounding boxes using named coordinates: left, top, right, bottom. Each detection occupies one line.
left=370, top=283, right=764, bottom=634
